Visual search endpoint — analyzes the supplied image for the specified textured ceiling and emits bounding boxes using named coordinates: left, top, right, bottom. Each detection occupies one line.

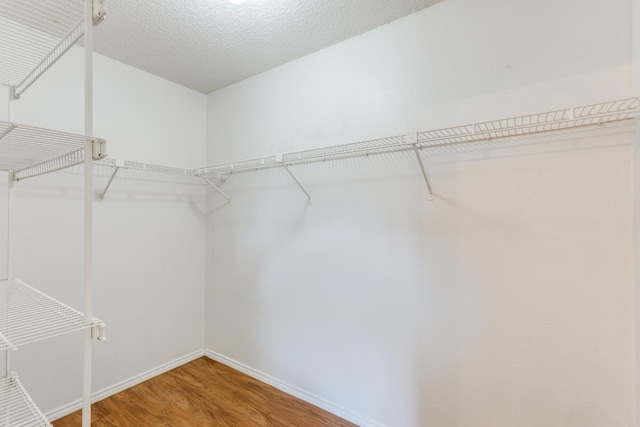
left=93, top=0, right=443, bottom=94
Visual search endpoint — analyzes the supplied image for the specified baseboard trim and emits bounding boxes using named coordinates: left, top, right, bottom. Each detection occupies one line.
left=204, top=349, right=385, bottom=427
left=47, top=349, right=205, bottom=422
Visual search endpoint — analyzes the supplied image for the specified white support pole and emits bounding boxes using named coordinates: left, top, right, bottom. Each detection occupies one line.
left=82, top=0, right=94, bottom=426
left=7, top=90, right=14, bottom=123
left=633, top=0, right=640, bottom=425
left=202, top=176, right=232, bottom=204
left=6, top=173, right=13, bottom=281
left=282, top=164, right=312, bottom=203
left=2, top=350, right=9, bottom=426
left=413, top=147, right=434, bottom=201
left=5, top=173, right=13, bottom=382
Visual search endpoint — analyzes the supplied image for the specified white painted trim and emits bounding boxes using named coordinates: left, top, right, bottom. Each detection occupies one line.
left=47, top=349, right=205, bottom=422
left=204, top=349, right=386, bottom=427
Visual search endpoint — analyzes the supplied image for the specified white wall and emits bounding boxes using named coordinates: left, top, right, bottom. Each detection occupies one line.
left=205, top=0, right=634, bottom=426
left=0, top=47, right=207, bottom=415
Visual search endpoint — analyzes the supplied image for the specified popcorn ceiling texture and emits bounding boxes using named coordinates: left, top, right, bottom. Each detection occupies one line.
left=93, top=0, right=443, bottom=94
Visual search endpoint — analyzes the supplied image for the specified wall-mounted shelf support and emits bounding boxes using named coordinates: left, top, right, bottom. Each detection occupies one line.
left=282, top=163, right=312, bottom=204
left=413, top=147, right=434, bottom=201
left=100, top=160, right=123, bottom=200
left=92, top=324, right=107, bottom=341
left=407, top=131, right=434, bottom=201
left=202, top=176, right=233, bottom=204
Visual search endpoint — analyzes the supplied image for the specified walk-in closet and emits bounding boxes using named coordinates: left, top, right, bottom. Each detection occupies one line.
left=1, top=0, right=639, bottom=426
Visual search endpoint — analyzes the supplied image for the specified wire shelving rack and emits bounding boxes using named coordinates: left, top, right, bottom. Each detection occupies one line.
left=0, top=0, right=105, bottom=98
left=0, top=280, right=105, bottom=352
left=0, top=120, right=106, bottom=180
left=1, top=1, right=107, bottom=426
left=0, top=375, right=51, bottom=427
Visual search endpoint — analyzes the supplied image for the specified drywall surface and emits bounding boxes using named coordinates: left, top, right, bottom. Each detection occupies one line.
left=205, top=0, right=634, bottom=425
left=0, top=47, right=206, bottom=415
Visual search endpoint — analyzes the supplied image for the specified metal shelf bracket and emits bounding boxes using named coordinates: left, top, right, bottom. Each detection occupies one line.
left=408, top=132, right=434, bottom=201
left=92, top=324, right=107, bottom=341
left=280, top=156, right=312, bottom=204
left=100, top=159, right=124, bottom=200
left=92, top=139, right=107, bottom=160
left=202, top=176, right=233, bottom=204
left=92, top=0, right=107, bottom=24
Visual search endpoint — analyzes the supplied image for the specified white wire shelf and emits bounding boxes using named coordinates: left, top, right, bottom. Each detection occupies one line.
left=97, top=158, right=198, bottom=177
left=0, top=0, right=105, bottom=98
left=0, top=121, right=106, bottom=181
left=0, top=279, right=105, bottom=352
left=96, top=158, right=201, bottom=199
left=198, top=135, right=407, bottom=176
left=416, top=98, right=640, bottom=149
left=198, top=97, right=640, bottom=177
left=0, top=374, right=51, bottom=427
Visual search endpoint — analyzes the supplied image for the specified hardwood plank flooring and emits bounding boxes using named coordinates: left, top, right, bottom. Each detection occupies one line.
left=53, top=357, right=357, bottom=427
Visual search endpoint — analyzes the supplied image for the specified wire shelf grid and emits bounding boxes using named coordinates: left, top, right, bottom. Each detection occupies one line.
left=97, top=158, right=198, bottom=177
left=417, top=98, right=640, bottom=148
left=199, top=98, right=640, bottom=177
left=0, top=120, right=105, bottom=180
left=198, top=135, right=407, bottom=176
left=0, top=279, right=104, bottom=352
left=0, top=0, right=99, bottom=97
left=14, top=148, right=85, bottom=181
left=0, top=374, right=51, bottom=427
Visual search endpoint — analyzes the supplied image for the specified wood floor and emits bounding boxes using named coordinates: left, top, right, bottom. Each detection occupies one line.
left=52, top=357, right=357, bottom=427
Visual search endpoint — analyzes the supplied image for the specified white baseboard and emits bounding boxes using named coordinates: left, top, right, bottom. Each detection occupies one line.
left=204, top=349, right=386, bottom=427
left=47, top=349, right=205, bottom=422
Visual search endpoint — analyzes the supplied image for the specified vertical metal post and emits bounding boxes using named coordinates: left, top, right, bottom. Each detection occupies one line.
left=6, top=173, right=13, bottom=281
left=632, top=1, right=640, bottom=425
left=83, top=1, right=94, bottom=425
left=7, top=85, right=16, bottom=123
left=4, top=350, right=9, bottom=379
left=2, top=350, right=8, bottom=427
left=2, top=175, right=12, bottom=426
left=4, top=174, right=13, bottom=384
